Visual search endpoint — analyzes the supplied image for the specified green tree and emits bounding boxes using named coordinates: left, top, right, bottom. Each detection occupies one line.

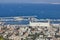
left=0, top=36, right=4, bottom=40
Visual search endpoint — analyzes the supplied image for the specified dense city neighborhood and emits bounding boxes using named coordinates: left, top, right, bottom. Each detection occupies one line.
left=0, top=16, right=60, bottom=40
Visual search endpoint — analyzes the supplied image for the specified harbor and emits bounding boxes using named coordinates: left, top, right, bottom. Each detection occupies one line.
left=0, top=16, right=60, bottom=40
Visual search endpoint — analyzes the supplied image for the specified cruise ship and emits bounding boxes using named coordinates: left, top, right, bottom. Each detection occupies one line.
left=0, top=16, right=60, bottom=27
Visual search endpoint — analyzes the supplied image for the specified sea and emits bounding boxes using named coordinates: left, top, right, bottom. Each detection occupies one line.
left=0, top=3, right=60, bottom=19
left=0, top=3, right=60, bottom=24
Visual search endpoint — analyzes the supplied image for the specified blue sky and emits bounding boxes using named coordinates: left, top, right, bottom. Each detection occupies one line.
left=0, top=0, right=60, bottom=3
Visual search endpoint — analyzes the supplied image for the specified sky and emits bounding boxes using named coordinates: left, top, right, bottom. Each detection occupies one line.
left=0, top=0, right=60, bottom=3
